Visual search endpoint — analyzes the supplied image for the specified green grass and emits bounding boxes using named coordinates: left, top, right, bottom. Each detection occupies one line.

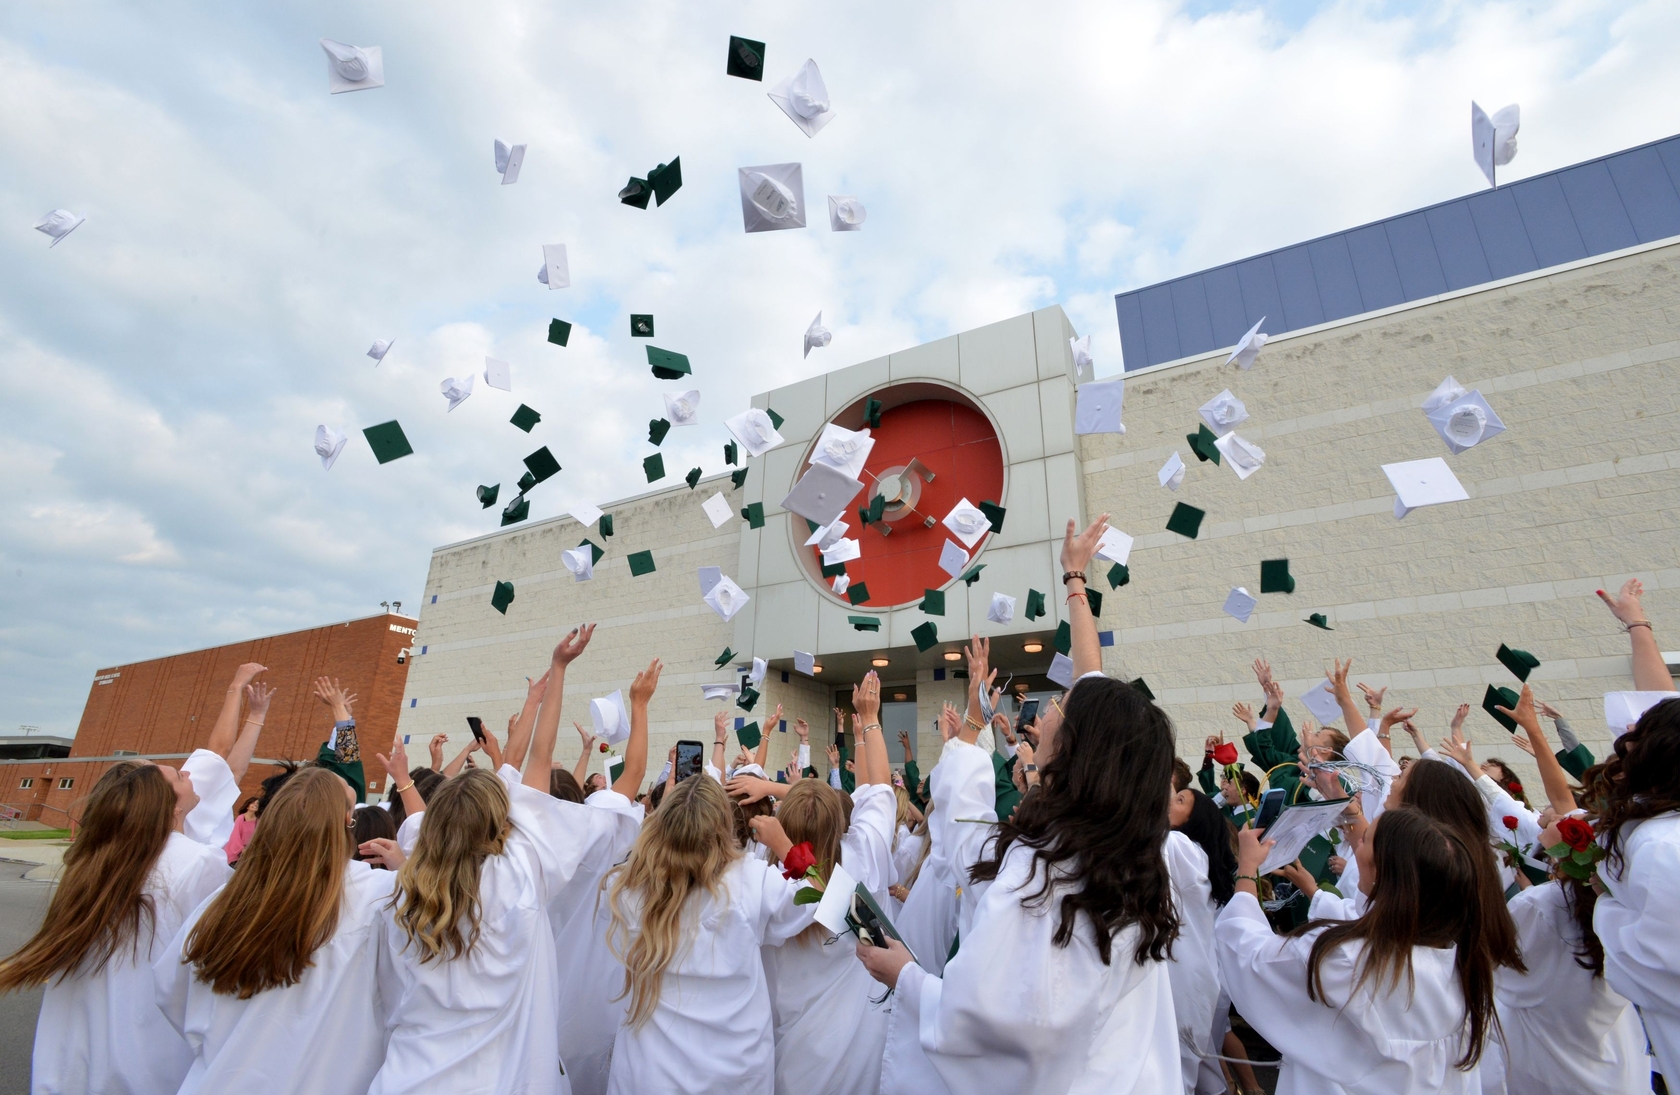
left=0, top=829, right=71, bottom=841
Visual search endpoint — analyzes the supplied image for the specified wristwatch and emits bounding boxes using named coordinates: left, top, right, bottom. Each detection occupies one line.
left=1024, top=763, right=1038, bottom=773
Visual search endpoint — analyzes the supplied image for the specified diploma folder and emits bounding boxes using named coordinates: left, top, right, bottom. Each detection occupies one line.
left=1258, top=798, right=1353, bottom=877
left=812, top=863, right=916, bottom=961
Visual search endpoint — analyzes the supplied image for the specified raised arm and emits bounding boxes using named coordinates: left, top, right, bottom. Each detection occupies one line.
left=571, top=722, right=595, bottom=787
left=613, top=658, right=660, bottom=796
left=225, top=681, right=273, bottom=784
left=375, top=731, right=425, bottom=820
left=310, top=676, right=365, bottom=801
left=1060, top=515, right=1108, bottom=678
left=480, top=721, right=505, bottom=771
left=755, top=703, right=779, bottom=769
left=502, top=671, right=551, bottom=773
left=853, top=671, right=890, bottom=786
left=519, top=625, right=595, bottom=787
left=1598, top=580, right=1677, bottom=692
left=712, top=712, right=728, bottom=776
left=962, top=638, right=991, bottom=745
left=441, top=740, right=478, bottom=778
left=1327, top=659, right=1365, bottom=742
left=1496, top=685, right=1577, bottom=816
left=428, top=734, right=448, bottom=774
left=205, top=662, right=267, bottom=759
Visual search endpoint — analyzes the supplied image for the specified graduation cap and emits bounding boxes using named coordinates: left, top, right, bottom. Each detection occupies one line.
left=727, top=34, right=765, bottom=80
left=33, top=209, right=84, bottom=246
left=314, top=425, right=348, bottom=469
left=715, top=647, right=736, bottom=668
left=321, top=38, right=384, bottom=93
left=627, top=550, right=656, bottom=576
left=864, top=397, right=883, bottom=428
left=911, top=622, right=939, bottom=652
left=741, top=501, right=764, bottom=528
left=490, top=580, right=515, bottom=614
left=579, top=539, right=604, bottom=565
left=1054, top=620, right=1071, bottom=655
left=724, top=440, right=739, bottom=466
left=644, top=454, right=666, bottom=482
left=1025, top=589, right=1046, bottom=621
left=1496, top=644, right=1540, bottom=682
left=739, top=164, right=806, bottom=231
left=494, top=140, right=525, bottom=184
left=987, top=593, right=1016, bottom=624
left=859, top=494, right=885, bottom=525
left=731, top=467, right=749, bottom=490
left=1166, top=503, right=1204, bottom=539
left=849, top=615, right=880, bottom=632
left=1107, top=562, right=1130, bottom=589
left=1130, top=678, right=1155, bottom=701
left=737, top=685, right=761, bottom=712
left=518, top=471, right=536, bottom=493
left=1260, top=559, right=1295, bottom=594
left=630, top=314, right=654, bottom=337
left=647, top=346, right=692, bottom=380
left=1087, top=588, right=1103, bottom=617
left=1305, top=613, right=1334, bottom=630
left=765, top=407, right=785, bottom=431
left=685, top=467, right=702, bottom=490
left=548, top=319, right=572, bottom=347
left=978, top=501, right=1006, bottom=534
left=363, top=421, right=413, bottom=464
left=477, top=484, right=500, bottom=509
left=600, top=514, right=614, bottom=538
left=768, top=59, right=834, bottom=137
left=820, top=559, right=847, bottom=579
left=960, top=563, right=985, bottom=586
left=1187, top=424, right=1222, bottom=465
left=510, top=405, right=541, bottom=432
left=618, top=177, right=651, bottom=209
left=518, top=448, right=561, bottom=487
left=737, top=721, right=762, bottom=749
left=648, top=418, right=671, bottom=446
left=1483, top=685, right=1521, bottom=732
left=501, top=496, right=529, bottom=526
left=919, top=589, right=945, bottom=616
left=649, top=159, right=682, bottom=205
left=847, top=582, right=871, bottom=605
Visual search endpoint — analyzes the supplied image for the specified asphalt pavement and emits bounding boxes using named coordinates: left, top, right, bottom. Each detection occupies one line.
left=0, top=860, right=51, bottom=1095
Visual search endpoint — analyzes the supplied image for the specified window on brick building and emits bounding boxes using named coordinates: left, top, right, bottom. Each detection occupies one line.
left=57, top=777, right=74, bottom=790
left=18, top=778, right=33, bottom=789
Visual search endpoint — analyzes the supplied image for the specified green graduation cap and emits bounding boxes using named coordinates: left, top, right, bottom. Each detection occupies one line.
left=977, top=501, right=1006, bottom=534
left=766, top=407, right=785, bottom=430
left=847, top=582, right=871, bottom=605
left=1483, top=685, right=1521, bottom=732
left=736, top=721, right=762, bottom=749
left=685, top=467, right=702, bottom=490
left=726, top=34, right=765, bottom=80
left=1166, top=503, right=1204, bottom=539
left=490, top=580, right=515, bottom=614
left=1107, top=562, right=1130, bottom=589
left=730, top=467, right=748, bottom=490
left=714, top=647, right=736, bottom=668
left=627, top=550, right=656, bottom=576
left=820, top=560, right=847, bottom=579
left=618, top=176, right=651, bottom=209
left=647, top=346, right=691, bottom=380
left=363, top=420, right=413, bottom=464
left=477, top=483, right=500, bottom=509
left=510, top=404, right=541, bottom=433
left=741, top=501, right=764, bottom=528
left=1260, top=559, right=1295, bottom=595
left=648, top=418, right=671, bottom=445
left=1025, top=589, right=1046, bottom=621
left=724, top=440, right=738, bottom=466
left=864, top=397, right=883, bottom=429
left=580, top=539, right=604, bottom=565
left=919, top=589, right=945, bottom=616
left=911, top=621, right=939, bottom=652
left=524, top=446, right=561, bottom=484
left=1087, top=588, right=1103, bottom=617
left=648, top=159, right=682, bottom=205
left=848, top=615, right=880, bottom=632
left=859, top=494, right=885, bottom=525
left=501, top=496, right=529, bottom=526
left=644, top=454, right=666, bottom=483
left=547, top=318, right=572, bottom=347
left=1130, top=677, right=1155, bottom=701
left=599, top=514, right=614, bottom=538
left=1496, top=644, right=1540, bottom=682
left=518, top=471, right=536, bottom=493
left=960, top=564, right=985, bottom=586
left=631, top=314, right=654, bottom=337
left=737, top=685, right=760, bottom=712
left=1187, top=424, right=1221, bottom=464
left=1305, top=613, right=1334, bottom=630
left=1054, top=620, right=1071, bottom=655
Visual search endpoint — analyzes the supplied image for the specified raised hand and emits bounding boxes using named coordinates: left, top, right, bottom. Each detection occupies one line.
left=358, top=838, right=405, bottom=871
left=550, top=623, right=597, bottom=667
left=374, top=731, right=411, bottom=781
left=1535, top=699, right=1564, bottom=721
left=311, top=676, right=356, bottom=720
left=940, top=702, right=961, bottom=742
left=526, top=670, right=550, bottom=704
left=244, top=681, right=275, bottom=719
left=573, top=722, right=597, bottom=753
left=770, top=703, right=784, bottom=728
left=1438, top=721, right=1478, bottom=775
left=1597, top=579, right=1648, bottom=625
left=1263, top=679, right=1284, bottom=712
left=1378, top=706, right=1417, bottom=735
left=1231, top=701, right=1255, bottom=731
left=733, top=746, right=753, bottom=769
left=232, top=662, right=268, bottom=688
left=853, top=670, right=882, bottom=724
left=1059, top=513, right=1110, bottom=575
left=1449, top=703, right=1470, bottom=734
left=1252, top=657, right=1274, bottom=689
left=1328, top=658, right=1353, bottom=701
left=794, top=718, right=809, bottom=741
left=629, top=658, right=663, bottom=706
left=1204, top=733, right=1222, bottom=754
left=726, top=774, right=779, bottom=804
left=1357, top=683, right=1387, bottom=713
left=428, top=734, right=448, bottom=769
left=826, top=743, right=840, bottom=766
left=963, top=637, right=991, bottom=694
left=713, top=711, right=728, bottom=744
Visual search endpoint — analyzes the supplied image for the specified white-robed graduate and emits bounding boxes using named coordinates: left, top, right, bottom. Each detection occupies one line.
left=1166, top=784, right=1232, bottom=1094
left=1, top=666, right=264, bottom=1095
left=155, top=767, right=401, bottom=1095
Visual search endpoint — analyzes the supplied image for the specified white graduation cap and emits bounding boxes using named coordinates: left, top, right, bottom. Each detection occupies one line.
left=803, top=312, right=832, bottom=359
left=701, top=492, right=733, bottom=529
left=739, top=164, right=806, bottom=232
left=820, top=537, right=861, bottom=567
left=1604, top=692, right=1676, bottom=737
left=571, top=502, right=604, bottom=527
left=494, top=139, right=526, bottom=185
left=538, top=244, right=569, bottom=288
left=987, top=592, right=1016, bottom=624
left=1074, top=377, right=1126, bottom=436
left=1425, top=390, right=1505, bottom=454
left=749, top=657, right=768, bottom=685
left=767, top=59, right=834, bottom=137
left=1471, top=101, right=1520, bottom=188
left=793, top=651, right=817, bottom=676
left=1298, top=681, right=1344, bottom=727
left=942, top=498, right=992, bottom=549
left=1047, top=653, right=1075, bottom=689
left=483, top=357, right=512, bottom=392
left=828, top=196, right=866, bottom=231
left=938, top=539, right=969, bottom=579
left=589, top=691, right=631, bottom=745
left=1422, top=375, right=1468, bottom=415
left=809, top=422, right=874, bottom=479
left=366, top=338, right=394, bottom=364
left=782, top=463, right=865, bottom=528
left=1070, top=335, right=1096, bottom=384
left=1158, top=451, right=1186, bottom=491
left=664, top=389, right=701, bottom=426
left=34, top=209, right=84, bottom=247
left=1199, top=390, right=1248, bottom=436
left=1223, top=586, right=1257, bottom=623
left=697, top=566, right=723, bottom=597
left=703, top=575, right=751, bottom=622
left=314, top=425, right=347, bottom=470
left=812, top=861, right=859, bottom=935
left=561, top=546, right=594, bottom=582
left=1094, top=527, right=1133, bottom=566
left=701, top=682, right=738, bottom=702
left=726, top=407, right=785, bottom=458
left=805, top=517, right=849, bottom=552
left=1226, top=318, right=1268, bottom=370
left=831, top=573, right=851, bottom=595
left=1383, top=457, right=1469, bottom=519
left=321, top=38, right=384, bottom=93
left=1214, top=433, right=1266, bottom=480
left=440, top=373, right=475, bottom=411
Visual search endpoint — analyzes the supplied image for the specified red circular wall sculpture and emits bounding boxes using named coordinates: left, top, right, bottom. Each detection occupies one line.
left=803, top=395, right=1004, bottom=608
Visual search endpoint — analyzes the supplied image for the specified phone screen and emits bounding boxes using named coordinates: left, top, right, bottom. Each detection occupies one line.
left=1254, top=788, right=1287, bottom=831
left=675, top=740, right=704, bottom=780
left=466, top=717, right=485, bottom=742
left=1015, top=699, right=1039, bottom=732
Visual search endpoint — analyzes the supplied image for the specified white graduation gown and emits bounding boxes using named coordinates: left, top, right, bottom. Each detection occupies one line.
left=891, top=826, right=924, bottom=887
left=604, top=856, right=816, bottom=1095
left=1165, top=832, right=1222, bottom=1092
left=29, top=750, right=236, bottom=1095
left=1341, top=728, right=1400, bottom=822
left=155, top=859, right=402, bottom=1094
left=763, top=782, right=898, bottom=1095
left=1216, top=891, right=1479, bottom=1094
left=895, top=841, right=1182, bottom=1095
left=370, top=766, right=630, bottom=1095
left=1594, top=811, right=1680, bottom=1083
left=1494, top=881, right=1647, bottom=1095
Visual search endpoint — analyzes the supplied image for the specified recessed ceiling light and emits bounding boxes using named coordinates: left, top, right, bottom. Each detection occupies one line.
left=893, top=693, right=908, bottom=701
left=871, top=657, right=890, bottom=667
left=942, top=651, right=962, bottom=661
left=811, top=664, right=822, bottom=673
left=1022, top=641, right=1043, bottom=653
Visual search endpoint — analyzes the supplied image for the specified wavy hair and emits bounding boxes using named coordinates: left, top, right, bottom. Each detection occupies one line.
left=1173, top=790, right=1237, bottom=907
left=1587, top=697, right=1680, bottom=874
left=391, top=769, right=510, bottom=963
left=970, top=676, right=1178, bottom=965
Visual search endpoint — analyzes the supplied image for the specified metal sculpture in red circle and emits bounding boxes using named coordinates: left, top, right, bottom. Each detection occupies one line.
left=803, top=394, right=1004, bottom=608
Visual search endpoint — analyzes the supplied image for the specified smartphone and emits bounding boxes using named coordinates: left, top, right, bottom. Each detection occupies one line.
left=1254, top=787, right=1287, bottom=831
left=675, top=740, right=704, bottom=780
left=1015, top=699, right=1040, bottom=732
left=466, top=717, right=485, bottom=743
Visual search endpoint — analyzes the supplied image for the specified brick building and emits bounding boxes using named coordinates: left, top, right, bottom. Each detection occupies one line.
left=0, top=612, right=417, bottom=824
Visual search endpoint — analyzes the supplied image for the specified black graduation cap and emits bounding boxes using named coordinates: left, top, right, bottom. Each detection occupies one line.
left=518, top=471, right=536, bottom=493
left=501, top=496, right=529, bottom=526
left=821, top=560, right=847, bottom=579
left=477, top=483, right=500, bottom=509
left=727, top=35, right=765, bottom=80
left=715, top=647, right=736, bottom=668
left=685, top=467, right=702, bottom=490
left=741, top=502, right=764, bottom=528
left=599, top=514, right=614, bottom=538
left=737, top=685, right=761, bottom=712
left=363, top=421, right=413, bottom=464
left=631, top=314, right=654, bottom=337
left=1187, top=424, right=1221, bottom=464
left=1054, top=620, right=1071, bottom=654
left=766, top=408, right=785, bottom=430
left=510, top=404, right=541, bottom=433
left=1496, top=645, right=1540, bottom=682
left=579, top=539, right=604, bottom=564
left=648, top=418, right=671, bottom=446
left=1025, top=589, right=1046, bottom=620
left=724, top=440, right=739, bottom=466
left=847, top=582, right=871, bottom=605
left=737, top=721, right=762, bottom=748
left=618, top=177, right=651, bottom=209
left=730, top=467, right=749, bottom=489
left=647, top=346, right=691, bottom=380
left=1107, top=562, right=1130, bottom=588
left=627, top=550, right=656, bottom=576
left=960, top=564, right=985, bottom=586
left=547, top=318, right=572, bottom=347
left=1305, top=613, right=1334, bottom=630
left=644, top=454, right=665, bottom=482
left=978, top=501, right=1006, bottom=534
left=1166, top=503, right=1204, bottom=539
left=919, top=589, right=945, bottom=615
left=1260, top=559, right=1295, bottom=594
left=648, top=159, right=682, bottom=205
left=1087, top=588, right=1102, bottom=617
left=1483, top=685, right=1520, bottom=732
left=523, top=446, right=561, bottom=483
left=849, top=615, right=880, bottom=632
left=864, top=397, right=883, bottom=428
left=911, top=622, right=939, bottom=652
left=490, top=580, right=515, bottom=614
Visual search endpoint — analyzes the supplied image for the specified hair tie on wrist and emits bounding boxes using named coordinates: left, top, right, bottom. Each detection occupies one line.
left=1626, top=621, right=1653, bottom=632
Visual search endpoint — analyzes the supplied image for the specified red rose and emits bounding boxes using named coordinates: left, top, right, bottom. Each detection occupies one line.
left=598, top=742, right=609, bottom=753
left=1502, top=815, right=1519, bottom=831
left=1213, top=743, right=1239, bottom=766
left=1557, top=817, right=1595, bottom=852
left=782, top=841, right=817, bottom=880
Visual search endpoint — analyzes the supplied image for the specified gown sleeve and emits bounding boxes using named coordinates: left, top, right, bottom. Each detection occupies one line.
left=180, top=749, right=241, bottom=849
left=841, top=783, right=899, bottom=900
left=498, top=765, right=639, bottom=907
left=1594, top=820, right=1680, bottom=1014
left=752, top=859, right=819, bottom=946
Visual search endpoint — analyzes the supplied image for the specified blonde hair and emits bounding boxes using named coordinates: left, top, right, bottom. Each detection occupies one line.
left=892, top=786, right=914, bottom=850
left=184, top=769, right=351, bottom=997
left=606, top=776, right=739, bottom=1027
left=391, top=769, right=510, bottom=963
left=775, top=781, right=848, bottom=944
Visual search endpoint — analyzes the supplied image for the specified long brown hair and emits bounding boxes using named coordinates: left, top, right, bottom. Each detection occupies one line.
left=391, top=769, right=510, bottom=963
left=775, top=781, right=848, bottom=944
left=1587, top=698, right=1680, bottom=873
left=1302, top=808, right=1499, bottom=1070
left=183, top=769, right=351, bottom=997
left=606, top=775, right=739, bottom=1027
left=0, top=762, right=175, bottom=989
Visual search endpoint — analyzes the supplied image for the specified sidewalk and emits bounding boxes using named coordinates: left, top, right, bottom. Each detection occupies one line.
left=0, top=837, right=67, bottom=882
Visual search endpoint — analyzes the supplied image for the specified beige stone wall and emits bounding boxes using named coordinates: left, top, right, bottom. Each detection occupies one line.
left=1080, top=241, right=1680, bottom=790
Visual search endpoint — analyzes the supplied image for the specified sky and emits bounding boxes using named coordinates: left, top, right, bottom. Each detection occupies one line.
left=2, top=0, right=1676, bottom=736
